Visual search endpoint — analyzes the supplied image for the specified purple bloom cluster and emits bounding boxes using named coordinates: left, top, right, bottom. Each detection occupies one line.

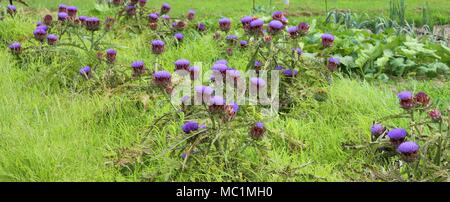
left=182, top=121, right=200, bottom=134
left=153, top=70, right=172, bottom=87
left=219, top=18, right=231, bottom=32
left=47, top=34, right=58, bottom=45
left=387, top=128, right=407, bottom=146
left=106, top=49, right=117, bottom=63
left=8, top=42, right=21, bottom=55
left=327, top=57, right=340, bottom=71
left=7, top=5, right=16, bottom=15
left=174, top=59, right=190, bottom=71
left=321, top=33, right=335, bottom=48
left=85, top=17, right=100, bottom=31
left=131, top=61, right=146, bottom=77
left=250, top=122, right=265, bottom=140
left=151, top=40, right=165, bottom=55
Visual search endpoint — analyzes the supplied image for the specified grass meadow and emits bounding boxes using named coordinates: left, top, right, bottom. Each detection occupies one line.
left=0, top=0, right=448, bottom=181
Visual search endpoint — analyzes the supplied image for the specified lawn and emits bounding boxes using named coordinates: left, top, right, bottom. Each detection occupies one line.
left=0, top=0, right=448, bottom=182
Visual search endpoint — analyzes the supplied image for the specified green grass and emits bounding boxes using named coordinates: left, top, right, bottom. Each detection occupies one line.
left=0, top=0, right=448, bottom=182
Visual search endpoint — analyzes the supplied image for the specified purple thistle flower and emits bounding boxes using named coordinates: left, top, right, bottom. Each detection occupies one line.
left=197, top=23, right=206, bottom=32
left=268, top=20, right=284, bottom=33
left=188, top=66, right=200, bottom=80
left=208, top=96, right=226, bottom=113
left=153, top=70, right=172, bottom=87
left=174, top=59, right=190, bottom=71
left=327, top=57, right=340, bottom=71
left=275, top=65, right=284, bottom=70
left=397, top=91, right=414, bottom=110
left=36, top=25, right=48, bottom=31
left=58, top=4, right=67, bottom=13
left=287, top=26, right=299, bottom=38
left=106, top=49, right=117, bottom=63
left=78, top=16, right=88, bottom=24
left=85, top=17, right=101, bottom=31
left=79, top=66, right=91, bottom=78
left=67, top=6, right=78, bottom=17
left=151, top=40, right=165, bottom=55
left=254, top=60, right=262, bottom=69
left=272, top=11, right=284, bottom=20
left=397, top=141, right=419, bottom=162
left=126, top=4, right=136, bottom=16
left=298, top=22, right=310, bottom=35
left=161, top=3, right=171, bottom=14
left=283, top=69, right=299, bottom=77
left=226, top=34, right=238, bottom=44
left=250, top=77, right=266, bottom=89
left=387, top=128, right=407, bottom=146
left=58, top=12, right=69, bottom=21
left=241, top=16, right=253, bottom=25
left=249, top=19, right=264, bottom=33
left=8, top=42, right=21, bottom=55
left=240, top=40, right=248, bottom=48
left=162, top=14, right=170, bottom=21
left=174, top=33, right=184, bottom=42
left=215, top=59, right=228, bottom=66
left=131, top=61, right=146, bottom=77
left=212, top=63, right=228, bottom=75
left=321, top=33, right=335, bottom=48
left=139, top=0, right=147, bottom=7
left=292, top=47, right=303, bottom=56
left=148, top=13, right=159, bottom=23
left=182, top=121, right=200, bottom=134
left=414, top=92, right=430, bottom=107
left=370, top=123, right=385, bottom=139
left=428, top=109, right=442, bottom=122
left=250, top=122, right=265, bottom=140
left=219, top=18, right=231, bottom=32
left=43, top=15, right=53, bottom=25
left=187, top=9, right=195, bottom=21
left=195, top=85, right=214, bottom=104
left=33, top=28, right=47, bottom=42
left=7, top=5, right=16, bottom=15
left=47, top=34, right=58, bottom=45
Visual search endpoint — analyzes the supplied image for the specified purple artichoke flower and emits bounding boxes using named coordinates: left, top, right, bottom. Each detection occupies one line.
left=148, top=13, right=159, bottom=23
left=240, top=40, right=248, bottom=48
left=131, top=61, right=146, bottom=77
left=208, top=96, right=226, bottom=113
left=397, top=91, right=414, bottom=110
left=414, top=92, right=430, bottom=107
left=327, top=57, right=340, bottom=72
left=47, top=34, right=58, bottom=45
left=370, top=123, right=385, bottom=139
left=126, top=4, right=136, bottom=16
left=298, top=22, right=310, bottom=35
left=187, top=9, right=195, bottom=21
left=79, top=66, right=91, bottom=78
left=250, top=122, right=265, bottom=140
left=226, top=34, right=238, bottom=44
left=7, top=5, right=16, bottom=15
left=58, top=4, right=67, bottom=13
left=287, top=26, right=299, bottom=38
left=250, top=77, right=266, bottom=89
left=8, top=42, right=21, bottom=55
left=139, top=0, right=147, bottom=7
left=249, top=19, right=264, bottom=33
left=195, top=86, right=214, bottom=104
left=43, top=15, right=53, bottom=25
left=58, top=12, right=69, bottom=21
left=321, top=33, right=335, bottom=48
left=151, top=40, right=165, bottom=55
left=197, top=23, right=206, bottom=32
left=387, top=128, right=407, bottom=146
left=174, top=59, right=190, bottom=71
left=106, top=49, right=117, bottom=63
left=153, top=70, right=172, bottom=87
left=85, top=17, right=100, bottom=31
left=283, top=69, right=298, bottom=77
left=161, top=3, right=171, bottom=14
left=272, top=11, right=284, bottom=20
left=182, top=121, right=200, bottom=134
left=67, top=6, right=77, bottom=17
left=174, top=33, right=184, bottom=42
left=33, top=28, right=47, bottom=42
left=397, top=141, right=419, bottom=162
left=268, top=20, right=283, bottom=33
left=428, top=109, right=442, bottom=122
left=219, top=18, right=231, bottom=32
left=188, top=66, right=200, bottom=80
left=275, top=65, right=284, bottom=70
left=36, top=25, right=48, bottom=31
